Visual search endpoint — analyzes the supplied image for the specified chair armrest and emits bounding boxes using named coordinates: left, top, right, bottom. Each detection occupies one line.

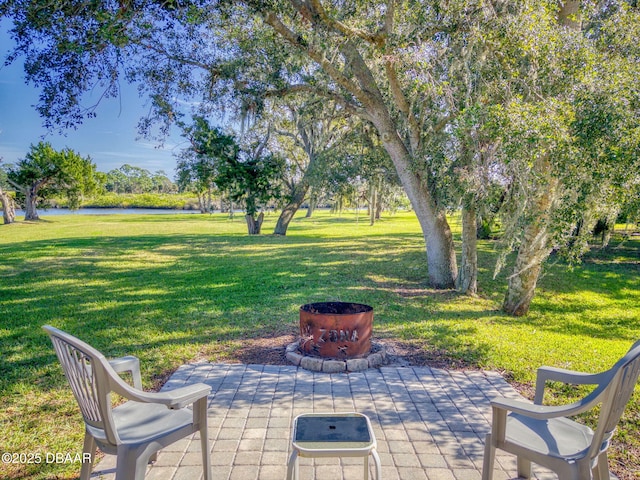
left=492, top=395, right=597, bottom=420
left=160, top=383, right=212, bottom=409
left=109, top=356, right=142, bottom=390
left=116, top=382, right=212, bottom=410
left=534, top=366, right=608, bottom=404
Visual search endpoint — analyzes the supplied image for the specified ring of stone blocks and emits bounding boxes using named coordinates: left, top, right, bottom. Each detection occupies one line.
left=285, top=341, right=387, bottom=372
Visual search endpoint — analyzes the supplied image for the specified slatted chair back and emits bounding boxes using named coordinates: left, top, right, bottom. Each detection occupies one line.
left=47, top=328, right=120, bottom=446
left=589, top=339, right=640, bottom=461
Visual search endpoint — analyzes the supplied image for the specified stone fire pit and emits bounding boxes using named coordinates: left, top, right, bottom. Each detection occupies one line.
left=286, top=302, right=387, bottom=372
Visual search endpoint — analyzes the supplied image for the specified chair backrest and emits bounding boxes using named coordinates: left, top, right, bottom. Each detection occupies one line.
left=44, top=325, right=120, bottom=446
left=588, top=339, right=640, bottom=459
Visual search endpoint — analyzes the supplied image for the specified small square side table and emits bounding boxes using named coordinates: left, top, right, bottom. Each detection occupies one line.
left=286, top=412, right=381, bottom=480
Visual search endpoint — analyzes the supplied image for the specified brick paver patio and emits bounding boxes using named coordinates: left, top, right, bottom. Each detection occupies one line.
left=91, top=364, right=556, bottom=480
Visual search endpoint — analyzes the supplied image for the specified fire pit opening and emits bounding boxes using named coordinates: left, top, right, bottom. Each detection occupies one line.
left=299, top=301, right=373, bottom=359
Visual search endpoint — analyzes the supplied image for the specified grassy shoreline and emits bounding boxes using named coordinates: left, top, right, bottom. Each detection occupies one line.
left=1, top=210, right=638, bottom=479
left=50, top=192, right=202, bottom=210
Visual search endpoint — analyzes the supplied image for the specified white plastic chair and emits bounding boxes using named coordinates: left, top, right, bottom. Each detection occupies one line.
left=43, top=325, right=212, bottom=480
left=482, top=339, right=640, bottom=480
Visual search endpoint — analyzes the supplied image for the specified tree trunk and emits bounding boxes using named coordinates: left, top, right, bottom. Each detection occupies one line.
left=503, top=168, right=558, bottom=316
left=457, top=205, right=478, bottom=295
left=375, top=196, right=382, bottom=220
left=305, top=195, right=316, bottom=218
left=263, top=10, right=457, bottom=287
left=205, top=189, right=213, bottom=213
left=224, top=197, right=234, bottom=219
left=601, top=229, right=612, bottom=249
left=274, top=182, right=309, bottom=235
left=376, top=124, right=458, bottom=289
left=245, top=212, right=264, bottom=234
left=197, top=193, right=208, bottom=213
left=599, top=215, right=616, bottom=248
left=369, top=184, right=377, bottom=226
left=24, top=186, right=40, bottom=221
left=0, top=188, right=15, bottom=224
left=502, top=224, right=552, bottom=316
left=304, top=196, right=316, bottom=218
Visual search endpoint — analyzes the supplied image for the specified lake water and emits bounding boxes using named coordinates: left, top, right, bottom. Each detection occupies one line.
left=13, top=208, right=203, bottom=216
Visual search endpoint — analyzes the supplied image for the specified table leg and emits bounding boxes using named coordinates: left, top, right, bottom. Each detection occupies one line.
left=371, top=449, right=381, bottom=480
left=364, top=454, right=369, bottom=480
left=286, top=449, right=298, bottom=480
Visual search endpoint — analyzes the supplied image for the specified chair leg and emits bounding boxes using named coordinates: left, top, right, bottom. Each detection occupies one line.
left=115, top=447, right=150, bottom=480
left=481, top=433, right=495, bottom=480
left=517, top=456, right=532, bottom=479
left=200, top=421, right=212, bottom=480
left=80, top=433, right=96, bottom=480
left=594, top=452, right=611, bottom=480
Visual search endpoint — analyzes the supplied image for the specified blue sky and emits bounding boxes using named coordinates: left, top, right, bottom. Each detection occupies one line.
left=0, top=23, right=185, bottom=178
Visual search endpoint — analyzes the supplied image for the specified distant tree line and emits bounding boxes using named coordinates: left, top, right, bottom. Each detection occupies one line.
left=103, top=164, right=177, bottom=195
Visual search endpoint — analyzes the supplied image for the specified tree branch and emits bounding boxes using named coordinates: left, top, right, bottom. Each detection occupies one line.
left=385, top=59, right=420, bottom=152
left=384, top=0, right=395, bottom=36
left=253, top=126, right=271, bottom=159
left=6, top=178, right=25, bottom=193
left=273, top=128, right=300, bottom=144
left=304, top=0, right=386, bottom=47
left=260, top=9, right=369, bottom=107
left=137, top=41, right=217, bottom=73
left=264, top=84, right=372, bottom=122
left=338, top=39, right=387, bottom=113
left=295, top=116, right=317, bottom=162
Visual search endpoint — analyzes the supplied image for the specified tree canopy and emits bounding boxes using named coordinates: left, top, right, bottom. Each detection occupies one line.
left=215, top=131, right=286, bottom=234
left=175, top=116, right=239, bottom=213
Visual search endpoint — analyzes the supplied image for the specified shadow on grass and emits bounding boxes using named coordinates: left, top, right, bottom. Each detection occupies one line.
left=3, top=231, right=640, bottom=385
left=0, top=232, right=471, bottom=385
left=1, top=229, right=638, bottom=376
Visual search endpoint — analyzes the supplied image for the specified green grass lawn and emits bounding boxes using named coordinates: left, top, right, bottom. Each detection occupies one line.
left=1, top=210, right=639, bottom=479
